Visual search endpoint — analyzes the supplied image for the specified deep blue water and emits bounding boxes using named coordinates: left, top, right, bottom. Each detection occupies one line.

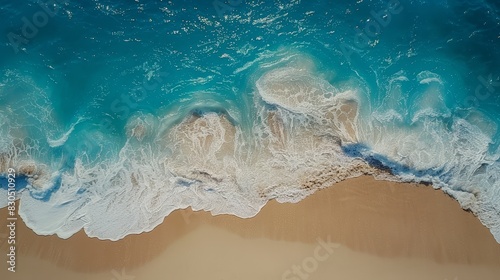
left=0, top=0, right=499, bottom=241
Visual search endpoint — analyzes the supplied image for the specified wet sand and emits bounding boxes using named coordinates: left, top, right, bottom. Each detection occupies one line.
left=1, top=176, right=500, bottom=279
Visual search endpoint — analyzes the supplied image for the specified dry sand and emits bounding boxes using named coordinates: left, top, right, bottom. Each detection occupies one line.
left=1, top=176, right=500, bottom=280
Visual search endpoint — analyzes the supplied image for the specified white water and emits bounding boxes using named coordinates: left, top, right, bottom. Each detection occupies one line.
left=1, top=65, right=500, bottom=243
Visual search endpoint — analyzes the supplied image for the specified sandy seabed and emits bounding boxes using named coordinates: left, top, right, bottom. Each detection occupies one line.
left=1, top=176, right=500, bottom=280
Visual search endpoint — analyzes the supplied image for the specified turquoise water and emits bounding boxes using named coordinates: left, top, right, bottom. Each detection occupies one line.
left=0, top=0, right=499, bottom=241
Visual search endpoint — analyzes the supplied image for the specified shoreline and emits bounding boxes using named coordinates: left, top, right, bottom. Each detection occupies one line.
left=1, top=175, right=500, bottom=279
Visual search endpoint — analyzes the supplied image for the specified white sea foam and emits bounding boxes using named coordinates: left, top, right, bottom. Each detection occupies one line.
left=47, top=117, right=87, bottom=148
left=2, top=65, right=500, bottom=244
left=417, top=71, right=444, bottom=85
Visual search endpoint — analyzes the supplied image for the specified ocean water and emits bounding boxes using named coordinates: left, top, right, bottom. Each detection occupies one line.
left=0, top=0, right=499, bottom=241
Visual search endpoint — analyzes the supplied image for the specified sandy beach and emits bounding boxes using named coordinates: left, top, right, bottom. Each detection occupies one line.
left=1, top=175, right=500, bottom=280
